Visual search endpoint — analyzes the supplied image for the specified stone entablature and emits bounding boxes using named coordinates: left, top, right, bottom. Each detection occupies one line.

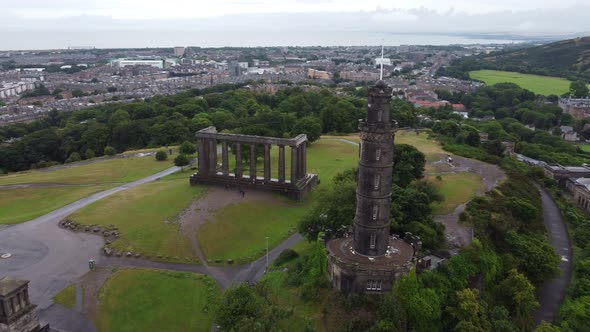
left=190, top=126, right=318, bottom=201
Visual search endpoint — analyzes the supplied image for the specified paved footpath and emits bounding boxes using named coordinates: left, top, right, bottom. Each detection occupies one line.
left=533, top=185, right=572, bottom=324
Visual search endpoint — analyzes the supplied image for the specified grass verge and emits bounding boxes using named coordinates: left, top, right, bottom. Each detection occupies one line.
left=428, top=172, right=483, bottom=214
left=95, top=269, right=219, bottom=332
left=53, top=283, right=76, bottom=309
left=68, top=176, right=204, bottom=264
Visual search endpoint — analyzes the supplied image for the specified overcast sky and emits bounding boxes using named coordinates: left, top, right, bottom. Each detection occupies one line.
left=0, top=0, right=589, bottom=49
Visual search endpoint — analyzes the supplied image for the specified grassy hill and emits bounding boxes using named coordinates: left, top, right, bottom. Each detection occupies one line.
left=468, top=70, right=580, bottom=96
left=439, top=36, right=590, bottom=83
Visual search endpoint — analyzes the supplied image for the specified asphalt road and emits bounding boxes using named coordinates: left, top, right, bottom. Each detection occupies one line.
left=0, top=166, right=180, bottom=309
left=533, top=185, right=572, bottom=324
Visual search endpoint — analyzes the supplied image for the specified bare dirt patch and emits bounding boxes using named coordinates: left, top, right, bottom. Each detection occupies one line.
left=177, top=186, right=289, bottom=264
left=81, top=265, right=115, bottom=320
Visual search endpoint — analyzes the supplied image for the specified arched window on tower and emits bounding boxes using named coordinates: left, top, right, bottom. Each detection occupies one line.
left=373, top=174, right=380, bottom=190
left=377, top=110, right=383, bottom=122
left=375, top=148, right=381, bottom=161
left=370, top=233, right=376, bottom=249
left=372, top=204, right=378, bottom=220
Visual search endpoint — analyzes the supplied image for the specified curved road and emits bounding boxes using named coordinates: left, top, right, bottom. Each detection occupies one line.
left=0, top=166, right=180, bottom=309
left=533, top=185, right=572, bottom=324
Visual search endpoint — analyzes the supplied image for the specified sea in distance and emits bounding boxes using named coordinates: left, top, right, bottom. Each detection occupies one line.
left=0, top=30, right=533, bottom=50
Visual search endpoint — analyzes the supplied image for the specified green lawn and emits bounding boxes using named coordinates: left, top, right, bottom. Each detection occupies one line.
left=468, top=70, right=590, bottom=96
left=0, top=157, right=174, bottom=186
left=428, top=173, right=483, bottom=214
left=197, top=139, right=359, bottom=264
left=578, top=145, right=590, bottom=153
left=95, top=269, right=219, bottom=332
left=0, top=185, right=113, bottom=224
left=53, top=283, right=76, bottom=309
left=198, top=199, right=307, bottom=264
left=68, top=176, right=204, bottom=264
left=329, top=130, right=444, bottom=161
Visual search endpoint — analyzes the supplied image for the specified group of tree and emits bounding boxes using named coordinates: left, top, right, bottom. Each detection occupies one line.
left=298, top=142, right=445, bottom=250
left=418, top=83, right=588, bottom=166
left=0, top=83, right=368, bottom=173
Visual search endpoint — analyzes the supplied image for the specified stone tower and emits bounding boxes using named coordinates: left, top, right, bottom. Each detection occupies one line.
left=353, top=80, right=395, bottom=256
left=326, top=80, right=418, bottom=294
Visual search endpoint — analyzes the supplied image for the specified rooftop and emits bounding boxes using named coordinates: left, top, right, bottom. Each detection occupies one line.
left=0, top=277, right=28, bottom=297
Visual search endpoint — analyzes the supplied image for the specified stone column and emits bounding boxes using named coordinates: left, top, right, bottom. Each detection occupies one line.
left=208, top=139, right=217, bottom=175
left=300, top=143, right=307, bottom=176
left=197, top=138, right=207, bottom=175
left=264, top=144, right=271, bottom=182
left=222, top=141, right=229, bottom=176
left=278, top=145, right=285, bottom=184
left=250, top=144, right=256, bottom=180
left=291, top=145, right=299, bottom=183
left=235, top=143, right=242, bottom=178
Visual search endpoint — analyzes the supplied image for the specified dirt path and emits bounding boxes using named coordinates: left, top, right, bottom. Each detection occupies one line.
left=178, top=186, right=290, bottom=263
left=81, top=266, right=115, bottom=320
left=430, top=153, right=506, bottom=250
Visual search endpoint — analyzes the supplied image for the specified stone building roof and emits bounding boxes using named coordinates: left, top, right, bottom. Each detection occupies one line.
left=0, top=277, right=27, bottom=297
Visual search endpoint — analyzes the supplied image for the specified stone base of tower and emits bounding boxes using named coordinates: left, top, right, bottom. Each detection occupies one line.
left=326, top=236, right=415, bottom=294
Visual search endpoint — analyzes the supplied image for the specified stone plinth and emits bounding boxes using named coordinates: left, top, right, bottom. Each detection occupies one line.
left=326, top=237, right=414, bottom=294
left=0, top=278, right=49, bottom=332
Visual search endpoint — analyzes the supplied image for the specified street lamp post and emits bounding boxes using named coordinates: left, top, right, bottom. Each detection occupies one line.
left=266, top=236, right=269, bottom=273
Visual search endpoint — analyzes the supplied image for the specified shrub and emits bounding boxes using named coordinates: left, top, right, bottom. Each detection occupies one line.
left=179, top=141, right=197, bottom=155
left=174, top=154, right=190, bottom=166
left=104, top=146, right=116, bottom=156
left=274, top=249, right=299, bottom=266
left=84, top=149, right=96, bottom=159
left=65, top=152, right=81, bottom=163
left=155, top=150, right=168, bottom=161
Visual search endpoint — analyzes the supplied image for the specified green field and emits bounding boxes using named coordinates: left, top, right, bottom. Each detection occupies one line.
left=198, top=199, right=307, bottom=264
left=468, top=70, right=589, bottom=96
left=428, top=173, right=483, bottom=215
left=0, top=157, right=174, bottom=186
left=95, top=269, right=219, bottom=332
left=0, top=185, right=113, bottom=224
left=0, top=155, right=175, bottom=225
left=53, top=283, right=76, bottom=309
left=68, top=175, right=204, bottom=263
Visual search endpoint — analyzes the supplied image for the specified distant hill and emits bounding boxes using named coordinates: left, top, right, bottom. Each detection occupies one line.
left=438, top=36, right=590, bottom=82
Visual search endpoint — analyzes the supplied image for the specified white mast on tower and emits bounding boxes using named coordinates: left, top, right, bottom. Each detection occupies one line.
left=380, top=45, right=384, bottom=80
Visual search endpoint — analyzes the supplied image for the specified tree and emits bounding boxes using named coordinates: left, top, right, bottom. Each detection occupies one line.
left=446, top=289, right=491, bottom=332
left=559, top=296, right=590, bottom=332
left=215, top=284, right=266, bottom=330
left=174, top=154, right=190, bottom=166
left=393, top=144, right=426, bottom=187
left=496, top=269, right=538, bottom=330
left=292, top=116, right=322, bottom=142
left=179, top=141, right=197, bottom=155
left=65, top=152, right=81, bottom=163
left=84, top=149, right=96, bottom=159
left=570, top=81, right=589, bottom=98
left=104, top=146, right=116, bottom=156
left=155, top=150, right=168, bottom=161
left=393, top=269, right=442, bottom=331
